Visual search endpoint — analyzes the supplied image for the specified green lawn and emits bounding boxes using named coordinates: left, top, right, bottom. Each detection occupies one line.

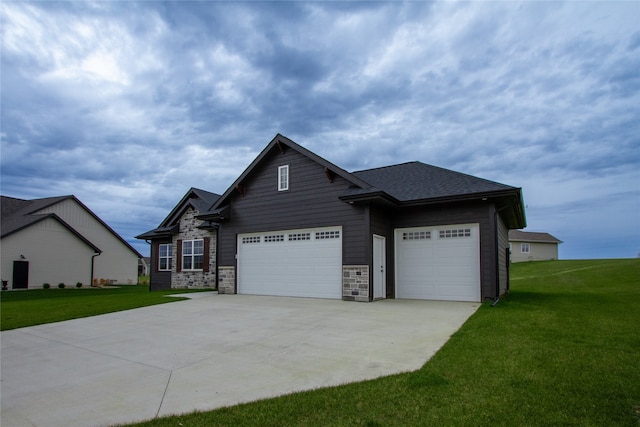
left=0, top=285, right=207, bottom=331
left=123, top=259, right=640, bottom=426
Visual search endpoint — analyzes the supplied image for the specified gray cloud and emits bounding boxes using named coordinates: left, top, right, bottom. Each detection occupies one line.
left=1, top=1, right=638, bottom=258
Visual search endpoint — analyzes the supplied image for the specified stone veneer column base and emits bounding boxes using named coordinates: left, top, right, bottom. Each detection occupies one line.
left=342, top=265, right=370, bottom=302
left=218, top=266, right=236, bottom=294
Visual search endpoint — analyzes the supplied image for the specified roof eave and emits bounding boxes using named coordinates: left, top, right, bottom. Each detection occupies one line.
left=135, top=224, right=179, bottom=240
left=197, top=205, right=231, bottom=221
left=338, top=191, right=400, bottom=207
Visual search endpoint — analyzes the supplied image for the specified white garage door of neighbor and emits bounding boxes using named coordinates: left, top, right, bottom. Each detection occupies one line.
left=395, top=223, right=481, bottom=302
left=237, top=226, right=342, bottom=299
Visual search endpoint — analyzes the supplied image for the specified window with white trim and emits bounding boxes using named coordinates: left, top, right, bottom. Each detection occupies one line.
left=521, top=243, right=530, bottom=253
left=278, top=165, right=289, bottom=191
left=182, top=239, right=204, bottom=270
left=158, top=243, right=172, bottom=271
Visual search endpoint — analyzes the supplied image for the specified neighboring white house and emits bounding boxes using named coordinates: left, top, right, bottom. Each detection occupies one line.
left=509, top=230, right=562, bottom=262
left=1, top=195, right=142, bottom=289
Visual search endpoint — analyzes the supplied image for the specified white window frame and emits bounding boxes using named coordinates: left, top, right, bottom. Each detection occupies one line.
left=521, top=243, right=530, bottom=253
left=158, top=243, right=172, bottom=271
left=278, top=165, right=289, bottom=191
left=182, top=239, right=204, bottom=270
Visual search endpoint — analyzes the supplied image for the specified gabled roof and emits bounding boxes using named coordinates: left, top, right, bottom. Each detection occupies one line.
left=207, top=134, right=372, bottom=213
left=1, top=195, right=141, bottom=257
left=509, top=230, right=562, bottom=244
left=159, top=187, right=220, bottom=227
left=199, top=134, right=526, bottom=228
left=2, top=195, right=80, bottom=238
left=135, top=187, right=220, bottom=239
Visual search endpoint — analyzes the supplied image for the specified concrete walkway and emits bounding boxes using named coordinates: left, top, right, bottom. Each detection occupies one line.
left=1, top=294, right=478, bottom=427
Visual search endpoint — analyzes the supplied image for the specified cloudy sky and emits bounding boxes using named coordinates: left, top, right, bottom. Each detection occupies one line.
left=2, top=1, right=639, bottom=260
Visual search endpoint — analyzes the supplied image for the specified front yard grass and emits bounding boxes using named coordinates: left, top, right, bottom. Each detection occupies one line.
left=126, top=259, right=640, bottom=426
left=0, top=285, right=208, bottom=331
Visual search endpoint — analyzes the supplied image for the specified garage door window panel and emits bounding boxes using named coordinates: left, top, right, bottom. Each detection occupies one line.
left=439, top=228, right=471, bottom=238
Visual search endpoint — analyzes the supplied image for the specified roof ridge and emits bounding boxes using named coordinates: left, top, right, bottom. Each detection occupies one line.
left=190, top=187, right=221, bottom=196
left=1, top=195, right=29, bottom=202
left=352, top=161, right=418, bottom=174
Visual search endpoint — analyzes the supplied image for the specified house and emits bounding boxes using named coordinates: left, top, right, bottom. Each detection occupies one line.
left=508, top=230, right=562, bottom=262
left=1, top=195, right=142, bottom=289
left=137, top=134, right=526, bottom=302
left=138, top=257, right=151, bottom=276
left=136, top=188, right=220, bottom=290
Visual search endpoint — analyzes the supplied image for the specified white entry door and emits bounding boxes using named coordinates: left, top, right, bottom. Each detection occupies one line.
left=237, top=226, right=342, bottom=299
left=373, top=235, right=386, bottom=299
left=395, top=223, right=481, bottom=302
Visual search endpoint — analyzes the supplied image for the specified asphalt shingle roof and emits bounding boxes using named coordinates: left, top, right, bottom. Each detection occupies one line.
left=189, top=188, right=221, bottom=213
left=2, top=195, right=142, bottom=257
left=352, top=161, right=516, bottom=202
left=1, top=196, right=71, bottom=237
left=509, top=230, right=562, bottom=243
left=136, top=188, right=221, bottom=239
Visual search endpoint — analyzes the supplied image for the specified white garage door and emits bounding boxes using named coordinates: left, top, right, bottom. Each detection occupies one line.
left=237, top=226, right=342, bottom=299
left=395, top=223, right=480, bottom=302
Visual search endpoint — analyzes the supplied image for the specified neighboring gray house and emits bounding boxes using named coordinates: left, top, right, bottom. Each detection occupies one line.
left=1, top=195, right=142, bottom=289
left=137, top=134, right=526, bottom=302
left=138, top=257, right=151, bottom=276
left=509, top=230, right=562, bottom=262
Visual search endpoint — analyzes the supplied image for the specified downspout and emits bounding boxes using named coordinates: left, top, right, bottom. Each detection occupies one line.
left=214, top=225, right=220, bottom=292
left=91, top=252, right=101, bottom=287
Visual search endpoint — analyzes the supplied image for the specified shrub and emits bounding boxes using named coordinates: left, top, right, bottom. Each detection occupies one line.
left=58, top=283, right=65, bottom=289
left=43, top=283, right=50, bottom=289
left=76, top=282, right=83, bottom=288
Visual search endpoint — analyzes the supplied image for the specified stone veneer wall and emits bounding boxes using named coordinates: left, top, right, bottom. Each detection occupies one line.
left=342, top=265, right=370, bottom=302
left=172, top=207, right=217, bottom=289
left=217, top=266, right=236, bottom=294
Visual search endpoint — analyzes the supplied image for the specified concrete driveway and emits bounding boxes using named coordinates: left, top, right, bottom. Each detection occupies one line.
left=1, top=294, right=478, bottom=427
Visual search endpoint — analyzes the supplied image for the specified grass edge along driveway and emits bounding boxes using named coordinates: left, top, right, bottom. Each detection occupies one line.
left=124, top=259, right=640, bottom=427
left=0, top=285, right=208, bottom=331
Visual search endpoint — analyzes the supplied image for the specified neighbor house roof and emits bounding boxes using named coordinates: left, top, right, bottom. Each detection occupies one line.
left=509, top=230, right=562, bottom=243
left=1, top=195, right=142, bottom=257
left=1, top=196, right=102, bottom=252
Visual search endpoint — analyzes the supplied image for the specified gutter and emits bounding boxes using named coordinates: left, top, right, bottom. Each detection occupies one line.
left=91, top=252, right=101, bottom=287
